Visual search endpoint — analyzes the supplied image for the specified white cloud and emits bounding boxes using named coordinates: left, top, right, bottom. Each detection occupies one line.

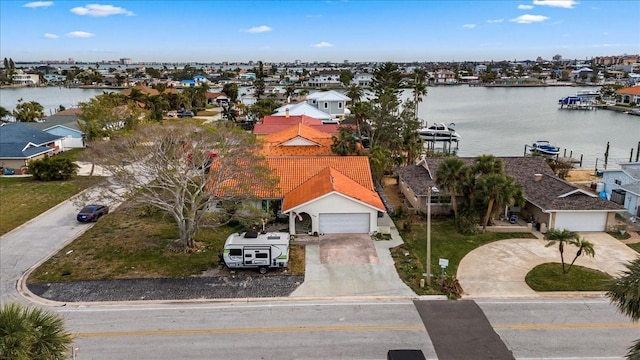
left=487, top=19, right=504, bottom=23
left=510, top=14, right=549, bottom=23
left=313, top=41, right=333, bottom=48
left=241, top=25, right=272, bottom=33
left=43, top=33, right=58, bottom=39
left=23, top=1, right=53, bottom=8
left=532, top=0, right=578, bottom=8
left=70, top=4, right=134, bottom=17
left=66, top=31, right=95, bottom=38
left=462, top=24, right=476, bottom=29
left=518, top=4, right=534, bottom=9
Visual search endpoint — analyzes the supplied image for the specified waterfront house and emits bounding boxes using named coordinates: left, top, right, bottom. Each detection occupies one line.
left=601, top=162, right=640, bottom=217
left=305, top=90, right=351, bottom=119
left=615, top=86, right=640, bottom=106
left=351, top=72, right=373, bottom=87
left=253, top=115, right=339, bottom=136
left=433, top=70, right=457, bottom=85
left=305, top=70, right=342, bottom=88
left=0, top=122, right=64, bottom=174
left=395, top=156, right=622, bottom=232
left=11, top=71, right=39, bottom=86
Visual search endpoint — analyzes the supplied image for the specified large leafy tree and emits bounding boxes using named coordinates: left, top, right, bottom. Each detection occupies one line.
left=84, top=120, right=276, bottom=251
left=436, top=157, right=468, bottom=218
left=0, top=303, right=72, bottom=360
left=544, top=228, right=580, bottom=274
left=12, top=98, right=44, bottom=122
left=607, top=258, right=640, bottom=359
left=222, top=83, right=239, bottom=103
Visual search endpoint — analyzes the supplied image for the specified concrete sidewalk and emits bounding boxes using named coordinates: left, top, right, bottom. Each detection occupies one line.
left=457, top=232, right=639, bottom=298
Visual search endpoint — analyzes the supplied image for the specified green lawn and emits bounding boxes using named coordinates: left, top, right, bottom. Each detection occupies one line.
left=525, top=263, right=612, bottom=291
left=0, top=176, right=106, bottom=235
left=392, top=217, right=536, bottom=295
left=28, top=202, right=305, bottom=283
left=627, top=242, right=640, bottom=253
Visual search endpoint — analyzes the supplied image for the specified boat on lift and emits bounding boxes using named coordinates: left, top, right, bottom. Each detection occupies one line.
left=529, top=140, right=560, bottom=156
left=417, top=122, right=460, bottom=142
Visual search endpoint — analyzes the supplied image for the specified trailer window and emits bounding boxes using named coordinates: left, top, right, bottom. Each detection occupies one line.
left=229, top=249, right=241, bottom=256
left=255, top=253, right=268, bottom=258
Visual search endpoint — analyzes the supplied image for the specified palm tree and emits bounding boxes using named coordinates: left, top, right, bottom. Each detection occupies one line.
left=331, top=127, right=359, bottom=156
left=346, top=84, right=363, bottom=103
left=476, top=173, right=523, bottom=232
left=436, top=157, right=468, bottom=218
left=544, top=228, right=580, bottom=274
left=473, top=154, right=503, bottom=176
left=0, top=303, right=73, bottom=360
left=607, top=258, right=640, bottom=359
left=566, top=237, right=595, bottom=273
left=411, top=74, right=427, bottom=123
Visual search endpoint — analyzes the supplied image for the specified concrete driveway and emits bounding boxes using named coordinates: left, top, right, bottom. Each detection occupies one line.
left=290, top=230, right=414, bottom=298
left=457, top=232, right=639, bottom=298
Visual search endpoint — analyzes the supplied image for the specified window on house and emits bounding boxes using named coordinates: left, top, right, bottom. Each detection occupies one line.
left=324, top=102, right=328, bottom=109
left=615, top=179, right=622, bottom=185
left=338, top=102, right=343, bottom=109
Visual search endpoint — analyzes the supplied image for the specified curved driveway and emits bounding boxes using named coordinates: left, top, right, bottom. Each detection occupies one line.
left=457, top=233, right=639, bottom=298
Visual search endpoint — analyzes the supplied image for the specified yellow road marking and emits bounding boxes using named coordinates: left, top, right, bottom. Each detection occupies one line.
left=76, top=324, right=426, bottom=338
left=495, top=323, right=640, bottom=330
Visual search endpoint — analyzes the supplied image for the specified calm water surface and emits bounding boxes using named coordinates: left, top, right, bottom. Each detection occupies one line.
left=1, top=85, right=638, bottom=168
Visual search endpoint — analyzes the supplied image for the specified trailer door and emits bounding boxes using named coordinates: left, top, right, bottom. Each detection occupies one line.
left=243, top=246, right=271, bottom=266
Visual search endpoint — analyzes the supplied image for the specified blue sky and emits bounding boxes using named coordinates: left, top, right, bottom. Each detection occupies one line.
left=1, top=0, right=638, bottom=63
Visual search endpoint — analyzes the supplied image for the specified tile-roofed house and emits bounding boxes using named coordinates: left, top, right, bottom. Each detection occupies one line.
left=0, top=122, right=64, bottom=174
left=260, top=124, right=335, bottom=156
left=265, top=156, right=383, bottom=234
left=120, top=83, right=160, bottom=97
left=254, top=115, right=340, bottom=136
left=616, top=86, right=640, bottom=106
left=395, top=156, right=622, bottom=232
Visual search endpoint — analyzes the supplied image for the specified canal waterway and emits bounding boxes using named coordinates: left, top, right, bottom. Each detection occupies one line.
left=1, top=85, right=638, bottom=169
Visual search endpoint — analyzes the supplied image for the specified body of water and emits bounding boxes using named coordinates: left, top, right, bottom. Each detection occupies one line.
left=1, top=85, right=638, bottom=169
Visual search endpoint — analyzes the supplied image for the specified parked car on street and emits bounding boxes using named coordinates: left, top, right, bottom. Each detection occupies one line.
left=77, top=204, right=109, bottom=223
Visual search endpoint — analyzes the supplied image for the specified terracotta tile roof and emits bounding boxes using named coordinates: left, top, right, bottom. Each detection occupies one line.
left=282, top=167, right=385, bottom=211
left=253, top=123, right=339, bottom=135
left=260, top=124, right=334, bottom=156
left=261, top=115, right=323, bottom=125
left=50, top=107, right=82, bottom=116
left=259, top=156, right=376, bottom=198
left=120, top=83, right=160, bottom=96
left=617, top=86, right=640, bottom=95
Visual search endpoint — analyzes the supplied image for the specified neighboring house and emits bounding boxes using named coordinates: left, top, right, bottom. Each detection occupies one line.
left=0, top=122, right=64, bottom=174
left=260, top=123, right=335, bottom=156
left=305, top=90, right=351, bottom=119
left=570, top=67, right=594, bottom=81
left=351, top=72, right=373, bottom=87
left=29, top=108, right=85, bottom=149
left=120, top=83, right=160, bottom=97
left=395, top=156, right=622, bottom=232
left=253, top=115, right=339, bottom=136
left=305, top=71, right=342, bottom=88
left=12, top=72, right=40, bottom=85
left=43, top=74, right=67, bottom=83
left=602, top=162, right=640, bottom=217
left=273, top=102, right=333, bottom=121
left=433, top=70, right=457, bottom=85
left=616, top=86, right=640, bottom=105
left=206, top=92, right=229, bottom=106
left=265, top=157, right=385, bottom=234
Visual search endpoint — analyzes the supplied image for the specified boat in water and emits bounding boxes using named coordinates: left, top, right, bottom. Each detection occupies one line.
left=417, top=122, right=460, bottom=142
left=529, top=140, right=560, bottom=156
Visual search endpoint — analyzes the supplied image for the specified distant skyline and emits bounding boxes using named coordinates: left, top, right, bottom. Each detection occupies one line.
left=1, top=0, right=639, bottom=63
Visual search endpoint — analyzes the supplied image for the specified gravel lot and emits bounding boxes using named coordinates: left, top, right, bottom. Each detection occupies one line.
left=27, top=272, right=304, bottom=303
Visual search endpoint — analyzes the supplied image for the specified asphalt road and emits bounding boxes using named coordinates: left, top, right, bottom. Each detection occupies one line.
left=53, top=298, right=637, bottom=360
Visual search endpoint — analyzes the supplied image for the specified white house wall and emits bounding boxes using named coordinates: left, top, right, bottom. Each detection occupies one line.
left=288, top=193, right=379, bottom=234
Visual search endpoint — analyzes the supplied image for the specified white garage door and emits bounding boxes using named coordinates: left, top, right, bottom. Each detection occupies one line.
left=554, top=212, right=607, bottom=232
left=319, top=213, right=370, bottom=234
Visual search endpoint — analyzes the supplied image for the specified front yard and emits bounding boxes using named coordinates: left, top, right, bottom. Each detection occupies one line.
left=0, top=176, right=105, bottom=235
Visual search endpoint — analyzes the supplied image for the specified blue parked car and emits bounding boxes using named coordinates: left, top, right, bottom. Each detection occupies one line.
left=77, top=204, right=109, bottom=223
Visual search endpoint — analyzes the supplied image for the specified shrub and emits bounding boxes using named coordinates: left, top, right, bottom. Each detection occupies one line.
left=436, top=275, right=464, bottom=300
left=455, top=209, right=479, bottom=234
left=28, top=157, right=79, bottom=181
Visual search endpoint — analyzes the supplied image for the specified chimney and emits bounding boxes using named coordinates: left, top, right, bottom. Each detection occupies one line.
left=285, top=108, right=290, bottom=118
left=534, top=173, right=543, bottom=182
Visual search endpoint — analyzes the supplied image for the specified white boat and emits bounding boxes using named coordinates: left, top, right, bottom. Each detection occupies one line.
left=529, top=140, right=560, bottom=156
left=417, top=122, right=460, bottom=142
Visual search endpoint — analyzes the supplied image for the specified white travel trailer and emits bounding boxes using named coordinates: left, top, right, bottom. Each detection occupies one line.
left=222, top=231, right=290, bottom=274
